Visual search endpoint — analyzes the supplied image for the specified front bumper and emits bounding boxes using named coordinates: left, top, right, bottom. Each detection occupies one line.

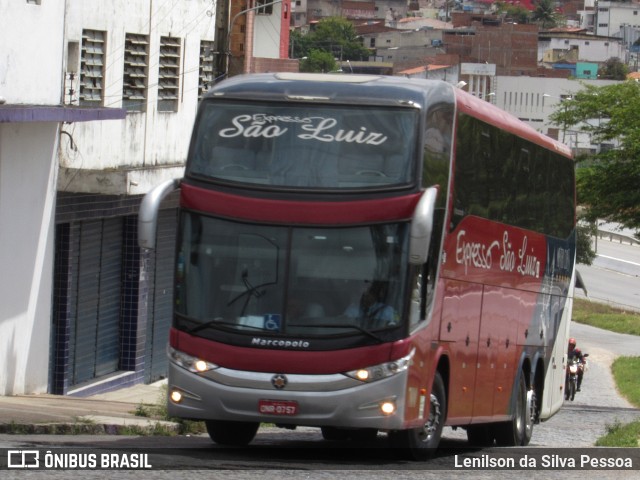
left=167, top=361, right=409, bottom=430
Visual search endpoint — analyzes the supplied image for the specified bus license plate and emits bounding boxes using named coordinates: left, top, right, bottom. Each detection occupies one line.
left=258, top=399, right=298, bottom=416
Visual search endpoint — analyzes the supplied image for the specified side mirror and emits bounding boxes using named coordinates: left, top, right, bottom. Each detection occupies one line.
left=138, top=178, right=180, bottom=250
left=409, top=187, right=438, bottom=265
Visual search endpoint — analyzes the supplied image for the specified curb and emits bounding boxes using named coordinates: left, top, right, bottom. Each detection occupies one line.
left=0, top=419, right=181, bottom=436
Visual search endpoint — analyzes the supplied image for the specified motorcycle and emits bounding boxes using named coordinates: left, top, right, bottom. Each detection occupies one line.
left=565, top=352, right=588, bottom=401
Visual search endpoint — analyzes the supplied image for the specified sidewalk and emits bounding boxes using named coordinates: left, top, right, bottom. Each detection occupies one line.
left=0, top=381, right=179, bottom=435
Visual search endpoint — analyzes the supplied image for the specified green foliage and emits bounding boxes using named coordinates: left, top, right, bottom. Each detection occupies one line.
left=611, top=356, right=640, bottom=407
left=549, top=82, right=640, bottom=231
left=494, top=3, right=531, bottom=24
left=531, top=0, right=560, bottom=28
left=292, top=17, right=370, bottom=67
left=598, top=57, right=629, bottom=80
left=572, top=298, right=640, bottom=335
left=595, top=419, right=640, bottom=447
left=576, top=220, right=597, bottom=265
left=299, top=49, right=338, bottom=73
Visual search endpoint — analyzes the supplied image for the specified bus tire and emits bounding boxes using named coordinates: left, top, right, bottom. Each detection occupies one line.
left=389, top=371, right=446, bottom=460
left=205, top=420, right=259, bottom=446
left=494, top=370, right=534, bottom=446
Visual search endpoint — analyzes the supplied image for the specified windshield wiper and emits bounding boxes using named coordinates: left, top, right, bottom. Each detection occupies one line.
left=185, top=317, right=266, bottom=335
left=288, top=322, right=385, bottom=343
left=227, top=269, right=276, bottom=316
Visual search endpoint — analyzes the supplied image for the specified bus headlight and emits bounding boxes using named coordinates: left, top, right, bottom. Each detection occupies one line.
left=345, top=349, right=414, bottom=383
left=168, top=346, right=218, bottom=373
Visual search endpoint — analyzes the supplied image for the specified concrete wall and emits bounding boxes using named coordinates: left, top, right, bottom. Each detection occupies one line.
left=0, top=0, right=66, bottom=395
left=0, top=123, right=59, bottom=395
left=538, top=36, right=625, bottom=64
left=254, top=2, right=284, bottom=59
left=60, top=0, right=214, bottom=192
left=0, top=0, right=64, bottom=104
left=0, top=0, right=213, bottom=395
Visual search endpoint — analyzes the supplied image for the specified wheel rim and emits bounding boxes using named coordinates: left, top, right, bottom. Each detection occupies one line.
left=525, top=389, right=535, bottom=438
left=515, top=384, right=525, bottom=436
left=418, top=392, right=442, bottom=444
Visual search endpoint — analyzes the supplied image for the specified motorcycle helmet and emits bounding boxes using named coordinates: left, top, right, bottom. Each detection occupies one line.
left=568, top=338, right=576, bottom=346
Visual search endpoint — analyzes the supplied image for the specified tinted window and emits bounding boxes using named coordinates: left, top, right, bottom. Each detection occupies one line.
left=188, top=101, right=418, bottom=190
left=453, top=114, right=575, bottom=238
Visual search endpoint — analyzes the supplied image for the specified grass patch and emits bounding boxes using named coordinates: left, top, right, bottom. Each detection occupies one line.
left=595, top=420, right=640, bottom=447
left=131, top=385, right=205, bottom=436
left=572, top=298, right=640, bottom=336
left=612, top=356, right=640, bottom=408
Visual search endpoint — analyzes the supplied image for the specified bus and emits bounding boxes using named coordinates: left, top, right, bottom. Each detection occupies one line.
left=138, top=73, right=576, bottom=459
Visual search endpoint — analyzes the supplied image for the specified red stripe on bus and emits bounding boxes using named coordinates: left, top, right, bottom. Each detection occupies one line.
left=181, top=183, right=422, bottom=224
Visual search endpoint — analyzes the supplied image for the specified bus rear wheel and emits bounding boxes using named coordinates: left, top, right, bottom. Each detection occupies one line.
left=205, top=420, right=259, bottom=446
left=389, top=371, right=446, bottom=460
left=494, top=370, right=534, bottom=446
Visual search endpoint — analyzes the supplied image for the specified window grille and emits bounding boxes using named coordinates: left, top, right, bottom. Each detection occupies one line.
left=158, top=36, right=181, bottom=112
left=256, top=0, right=274, bottom=15
left=123, top=33, right=149, bottom=112
left=79, top=30, right=106, bottom=106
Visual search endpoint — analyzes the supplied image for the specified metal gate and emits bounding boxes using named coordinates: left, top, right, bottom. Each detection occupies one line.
left=71, top=218, right=123, bottom=385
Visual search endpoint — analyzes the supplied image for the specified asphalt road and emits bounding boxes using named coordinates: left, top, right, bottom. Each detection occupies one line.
left=2, top=318, right=638, bottom=478
left=1, top=238, right=638, bottom=478
left=575, top=237, right=640, bottom=311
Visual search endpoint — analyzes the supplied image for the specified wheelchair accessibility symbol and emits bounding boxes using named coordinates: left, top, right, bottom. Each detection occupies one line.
left=263, top=314, right=281, bottom=331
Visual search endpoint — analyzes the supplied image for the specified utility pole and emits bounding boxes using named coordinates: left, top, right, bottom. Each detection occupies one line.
left=214, top=0, right=231, bottom=81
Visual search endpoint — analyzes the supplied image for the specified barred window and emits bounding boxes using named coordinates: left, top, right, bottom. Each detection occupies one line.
left=79, top=30, right=106, bottom=106
left=123, top=33, right=149, bottom=112
left=158, top=36, right=181, bottom=112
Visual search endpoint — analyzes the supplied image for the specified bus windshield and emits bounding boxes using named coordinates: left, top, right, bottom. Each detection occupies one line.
left=175, top=212, right=410, bottom=340
left=188, top=101, right=418, bottom=189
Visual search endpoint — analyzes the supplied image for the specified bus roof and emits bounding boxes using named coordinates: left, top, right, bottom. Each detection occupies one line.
left=205, top=72, right=453, bottom=110
left=205, top=73, right=572, bottom=160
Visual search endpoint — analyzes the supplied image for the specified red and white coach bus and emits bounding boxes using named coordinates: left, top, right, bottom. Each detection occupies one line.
left=138, top=73, right=576, bottom=459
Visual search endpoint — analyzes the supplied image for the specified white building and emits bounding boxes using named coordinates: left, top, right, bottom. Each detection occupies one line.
left=580, top=0, right=640, bottom=60
left=538, top=32, right=625, bottom=65
left=493, top=76, right=620, bottom=154
left=0, top=0, right=216, bottom=396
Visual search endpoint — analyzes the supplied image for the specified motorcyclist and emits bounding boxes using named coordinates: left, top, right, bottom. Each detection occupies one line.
left=567, top=337, right=586, bottom=391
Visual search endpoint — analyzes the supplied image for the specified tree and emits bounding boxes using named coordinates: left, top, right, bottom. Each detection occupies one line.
left=598, top=57, right=629, bottom=80
left=291, top=17, right=370, bottom=66
left=531, top=0, right=560, bottom=29
left=494, top=2, right=531, bottom=25
left=549, top=81, right=640, bottom=233
left=576, top=218, right=597, bottom=265
left=299, top=49, right=337, bottom=73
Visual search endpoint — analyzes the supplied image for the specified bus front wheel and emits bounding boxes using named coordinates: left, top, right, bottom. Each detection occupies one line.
left=205, top=420, right=259, bottom=446
left=389, top=371, right=446, bottom=460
